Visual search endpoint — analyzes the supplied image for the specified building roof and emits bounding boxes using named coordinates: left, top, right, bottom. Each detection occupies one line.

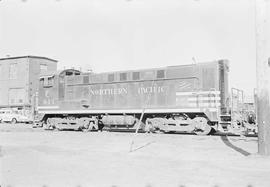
left=0, top=55, right=58, bottom=62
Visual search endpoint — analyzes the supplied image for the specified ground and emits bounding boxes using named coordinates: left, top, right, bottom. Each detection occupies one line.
left=0, top=123, right=270, bottom=187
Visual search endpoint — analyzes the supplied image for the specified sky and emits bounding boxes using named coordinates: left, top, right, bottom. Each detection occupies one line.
left=0, top=0, right=257, bottom=94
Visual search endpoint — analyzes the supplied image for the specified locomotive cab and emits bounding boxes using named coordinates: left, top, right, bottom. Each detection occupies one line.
left=35, top=69, right=82, bottom=126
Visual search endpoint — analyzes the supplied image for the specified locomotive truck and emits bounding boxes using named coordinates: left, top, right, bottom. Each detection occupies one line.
left=35, top=59, right=230, bottom=135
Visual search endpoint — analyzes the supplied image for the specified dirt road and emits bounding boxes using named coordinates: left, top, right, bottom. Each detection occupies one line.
left=0, top=123, right=269, bottom=187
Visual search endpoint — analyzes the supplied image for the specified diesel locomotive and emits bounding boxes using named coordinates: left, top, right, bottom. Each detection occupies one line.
left=35, top=59, right=230, bottom=135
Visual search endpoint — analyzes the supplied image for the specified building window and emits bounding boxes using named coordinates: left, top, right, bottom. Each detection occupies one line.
left=120, top=73, right=127, bottom=81
left=8, top=88, right=25, bottom=105
left=132, top=72, right=140, bottom=80
left=43, top=76, right=54, bottom=87
left=43, top=78, right=48, bottom=87
left=108, top=74, right=114, bottom=82
left=157, top=70, right=165, bottom=79
left=9, top=63, right=17, bottom=79
left=40, top=64, right=48, bottom=71
left=48, top=77, right=54, bottom=85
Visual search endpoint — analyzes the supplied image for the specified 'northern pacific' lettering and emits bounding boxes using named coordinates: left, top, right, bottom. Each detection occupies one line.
left=137, top=86, right=165, bottom=94
left=89, top=88, right=128, bottom=95
left=89, top=86, right=166, bottom=96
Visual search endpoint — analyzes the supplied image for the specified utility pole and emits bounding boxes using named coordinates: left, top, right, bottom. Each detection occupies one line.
left=255, top=0, right=270, bottom=155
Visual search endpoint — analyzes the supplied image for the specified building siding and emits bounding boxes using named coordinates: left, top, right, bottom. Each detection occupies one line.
left=0, top=56, right=57, bottom=109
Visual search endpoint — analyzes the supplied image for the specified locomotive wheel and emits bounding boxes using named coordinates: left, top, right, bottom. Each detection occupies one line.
left=81, top=120, right=90, bottom=132
left=192, top=117, right=212, bottom=135
left=82, top=121, right=96, bottom=132
left=11, top=118, right=17, bottom=124
left=146, top=118, right=165, bottom=133
left=46, top=118, right=56, bottom=130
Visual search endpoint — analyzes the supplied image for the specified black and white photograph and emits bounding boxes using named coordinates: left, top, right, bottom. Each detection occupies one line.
left=0, top=0, right=270, bottom=186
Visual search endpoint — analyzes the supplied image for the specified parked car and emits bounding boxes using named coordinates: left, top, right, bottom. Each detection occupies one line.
left=0, top=109, right=33, bottom=124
